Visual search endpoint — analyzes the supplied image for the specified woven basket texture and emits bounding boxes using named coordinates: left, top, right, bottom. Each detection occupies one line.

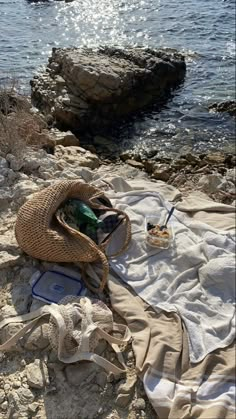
left=15, top=180, right=131, bottom=291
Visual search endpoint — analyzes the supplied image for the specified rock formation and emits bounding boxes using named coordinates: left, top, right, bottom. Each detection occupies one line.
left=31, top=46, right=186, bottom=133
left=209, top=100, right=236, bottom=117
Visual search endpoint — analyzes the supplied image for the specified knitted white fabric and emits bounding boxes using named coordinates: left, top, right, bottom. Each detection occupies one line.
left=0, top=296, right=131, bottom=374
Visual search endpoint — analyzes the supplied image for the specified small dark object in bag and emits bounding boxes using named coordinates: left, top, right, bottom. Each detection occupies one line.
left=147, top=222, right=155, bottom=231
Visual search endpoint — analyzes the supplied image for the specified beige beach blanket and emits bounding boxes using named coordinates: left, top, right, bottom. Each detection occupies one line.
left=95, top=177, right=235, bottom=418
left=108, top=273, right=235, bottom=419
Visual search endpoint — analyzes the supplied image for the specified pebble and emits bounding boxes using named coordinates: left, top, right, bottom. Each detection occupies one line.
left=119, top=151, right=132, bottom=162
left=206, top=152, right=225, bottom=164
left=12, top=381, right=21, bottom=388
left=17, top=387, right=35, bottom=404
left=26, top=360, right=49, bottom=389
left=226, top=168, right=236, bottom=184
left=134, top=398, right=146, bottom=411
left=117, top=376, right=137, bottom=394
left=185, top=153, right=200, bottom=165
left=126, top=159, right=144, bottom=170
left=0, top=304, right=18, bottom=320
left=127, top=350, right=134, bottom=360
left=4, top=383, right=11, bottom=392
left=151, top=163, right=171, bottom=181
left=1, top=400, right=8, bottom=410
left=0, top=253, right=22, bottom=271
left=28, top=402, right=39, bottom=414
left=23, top=323, right=50, bottom=351
left=0, top=390, right=5, bottom=404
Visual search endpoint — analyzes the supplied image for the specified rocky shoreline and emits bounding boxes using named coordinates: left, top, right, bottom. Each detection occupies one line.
left=0, top=47, right=235, bottom=418
left=0, top=140, right=157, bottom=419
left=120, top=148, right=236, bottom=204
left=0, top=111, right=235, bottom=419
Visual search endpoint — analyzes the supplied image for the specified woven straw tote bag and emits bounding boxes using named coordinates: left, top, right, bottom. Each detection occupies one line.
left=15, top=180, right=131, bottom=292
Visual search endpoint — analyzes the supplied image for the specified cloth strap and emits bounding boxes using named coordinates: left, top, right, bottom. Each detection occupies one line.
left=0, top=304, right=131, bottom=375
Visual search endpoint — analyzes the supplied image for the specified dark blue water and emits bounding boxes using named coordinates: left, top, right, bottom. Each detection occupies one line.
left=0, top=0, right=235, bottom=154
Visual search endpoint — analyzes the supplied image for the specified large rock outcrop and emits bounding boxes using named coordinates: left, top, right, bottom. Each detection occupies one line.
left=31, top=46, right=186, bottom=133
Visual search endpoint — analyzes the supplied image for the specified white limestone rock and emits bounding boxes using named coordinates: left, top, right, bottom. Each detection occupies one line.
left=226, top=168, right=236, bottom=185
left=49, top=128, right=79, bottom=147
left=0, top=157, right=8, bottom=171
left=6, top=154, right=24, bottom=172
left=0, top=252, right=21, bottom=270
left=198, top=174, right=234, bottom=194
left=0, top=305, right=18, bottom=320
left=13, top=387, right=35, bottom=405
left=26, top=360, right=49, bottom=389
left=11, top=180, right=41, bottom=207
left=23, top=323, right=50, bottom=351
left=0, top=323, right=24, bottom=352
left=54, top=145, right=101, bottom=169
left=133, top=398, right=146, bottom=411
left=0, top=390, right=5, bottom=404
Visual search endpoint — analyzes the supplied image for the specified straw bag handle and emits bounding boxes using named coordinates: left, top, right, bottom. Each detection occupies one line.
left=58, top=205, right=131, bottom=259
left=97, top=206, right=131, bottom=258
left=56, top=215, right=109, bottom=293
left=79, top=249, right=109, bottom=293
left=86, top=191, right=132, bottom=258
left=57, top=188, right=131, bottom=258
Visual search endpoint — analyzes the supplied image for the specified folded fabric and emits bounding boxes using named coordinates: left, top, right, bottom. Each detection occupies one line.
left=105, top=189, right=235, bottom=363
left=108, top=273, right=236, bottom=419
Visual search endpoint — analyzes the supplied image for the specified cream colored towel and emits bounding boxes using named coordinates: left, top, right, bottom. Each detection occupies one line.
left=108, top=274, right=236, bottom=419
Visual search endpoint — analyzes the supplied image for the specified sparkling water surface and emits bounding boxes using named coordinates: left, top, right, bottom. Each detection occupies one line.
left=0, top=0, right=235, bottom=154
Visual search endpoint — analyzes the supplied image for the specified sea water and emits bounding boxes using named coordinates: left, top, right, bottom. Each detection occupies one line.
left=0, top=0, right=235, bottom=154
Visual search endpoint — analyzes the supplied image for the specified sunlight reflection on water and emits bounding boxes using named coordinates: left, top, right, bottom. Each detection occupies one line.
left=0, top=0, right=235, bottom=154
